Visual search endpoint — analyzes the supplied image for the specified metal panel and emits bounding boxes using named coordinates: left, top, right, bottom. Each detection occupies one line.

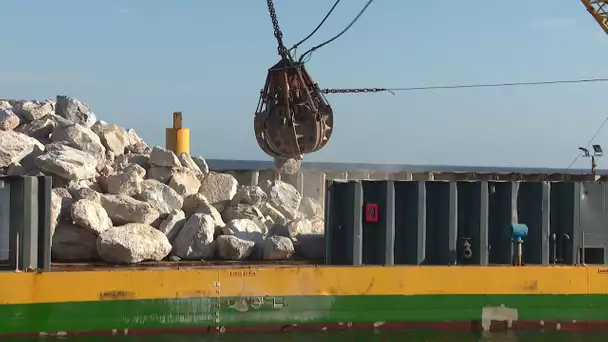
left=549, top=182, right=576, bottom=265
left=456, top=182, right=486, bottom=265
left=361, top=181, right=387, bottom=265
left=0, top=179, right=10, bottom=264
left=424, top=182, right=452, bottom=265
left=20, top=177, right=39, bottom=271
left=325, top=181, right=363, bottom=265
left=384, top=181, right=395, bottom=266
left=517, top=182, right=546, bottom=265
left=394, top=181, right=426, bottom=265
left=37, top=176, right=52, bottom=272
left=488, top=182, right=514, bottom=265
left=577, top=182, right=608, bottom=264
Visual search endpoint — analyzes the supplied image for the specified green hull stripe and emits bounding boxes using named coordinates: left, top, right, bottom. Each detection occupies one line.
left=1, top=294, right=606, bottom=334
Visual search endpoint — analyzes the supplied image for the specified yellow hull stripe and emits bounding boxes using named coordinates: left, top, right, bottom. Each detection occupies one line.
left=1, top=265, right=608, bottom=305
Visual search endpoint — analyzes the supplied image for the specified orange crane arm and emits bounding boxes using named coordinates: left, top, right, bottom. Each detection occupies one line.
left=581, top=0, right=608, bottom=35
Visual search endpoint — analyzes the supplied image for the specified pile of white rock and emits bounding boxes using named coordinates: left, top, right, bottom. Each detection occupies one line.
left=0, top=96, right=325, bottom=264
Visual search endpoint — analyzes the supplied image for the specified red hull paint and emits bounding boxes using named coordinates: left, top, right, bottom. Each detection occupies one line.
left=4, top=320, right=608, bottom=338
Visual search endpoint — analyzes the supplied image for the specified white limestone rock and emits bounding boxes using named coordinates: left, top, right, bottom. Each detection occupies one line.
left=267, top=180, right=302, bottom=220
left=136, top=179, right=183, bottom=216
left=70, top=199, right=113, bottom=235
left=149, top=146, right=181, bottom=168
left=286, top=218, right=314, bottom=238
left=51, top=221, right=99, bottom=262
left=0, top=130, right=45, bottom=168
left=146, top=166, right=173, bottom=184
left=299, top=197, right=324, bottom=219
left=198, top=171, right=238, bottom=206
left=96, top=223, right=172, bottom=264
left=222, top=219, right=264, bottom=243
left=192, top=156, right=209, bottom=175
left=51, top=124, right=106, bottom=164
left=10, top=99, right=54, bottom=122
left=55, top=95, right=96, bottom=128
left=193, top=202, right=225, bottom=228
left=182, top=193, right=209, bottom=216
left=221, top=204, right=265, bottom=230
left=158, top=209, right=186, bottom=241
left=102, top=163, right=146, bottom=196
left=168, top=168, right=201, bottom=196
left=35, top=144, right=98, bottom=181
left=260, top=202, right=287, bottom=225
left=0, top=108, right=20, bottom=131
left=18, top=114, right=71, bottom=140
left=93, top=123, right=129, bottom=155
left=99, top=194, right=160, bottom=225
left=215, top=235, right=255, bottom=261
left=262, top=235, right=294, bottom=260
left=171, top=213, right=216, bottom=260
left=178, top=153, right=203, bottom=176
left=231, top=185, right=267, bottom=207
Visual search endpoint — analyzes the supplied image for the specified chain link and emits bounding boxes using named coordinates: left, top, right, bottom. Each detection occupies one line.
left=320, top=88, right=389, bottom=94
left=266, top=0, right=289, bottom=58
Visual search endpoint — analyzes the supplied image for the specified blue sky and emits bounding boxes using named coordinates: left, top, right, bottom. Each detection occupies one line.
left=1, top=0, right=607, bottom=169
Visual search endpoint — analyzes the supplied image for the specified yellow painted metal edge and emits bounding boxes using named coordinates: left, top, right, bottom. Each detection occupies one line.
left=1, top=266, right=608, bottom=305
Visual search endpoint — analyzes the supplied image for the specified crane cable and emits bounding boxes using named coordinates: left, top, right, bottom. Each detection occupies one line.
left=563, top=115, right=608, bottom=172
left=290, top=0, right=342, bottom=54
left=298, top=0, right=376, bottom=63
left=320, top=77, right=608, bottom=94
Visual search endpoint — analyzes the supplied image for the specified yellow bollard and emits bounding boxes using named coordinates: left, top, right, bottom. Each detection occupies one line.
left=165, top=112, right=190, bottom=155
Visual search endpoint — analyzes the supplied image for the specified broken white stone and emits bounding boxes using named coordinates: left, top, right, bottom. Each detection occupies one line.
left=222, top=219, right=264, bottom=243
left=103, top=163, right=146, bottom=196
left=168, top=168, right=201, bottom=196
left=0, top=108, right=20, bottom=131
left=51, top=221, right=99, bottom=262
left=178, top=153, right=203, bottom=175
left=267, top=180, right=302, bottom=220
left=55, top=95, right=97, bottom=128
left=262, top=235, right=294, bottom=260
left=125, top=129, right=150, bottom=154
left=192, top=156, right=209, bottom=175
left=287, top=218, right=314, bottom=238
left=222, top=204, right=264, bottom=222
left=158, top=209, right=186, bottom=242
left=149, top=146, right=181, bottom=168
left=299, top=197, right=324, bottom=219
left=136, top=179, right=183, bottom=216
left=97, top=223, right=172, bottom=264
left=10, top=99, right=54, bottom=122
left=0, top=130, right=45, bottom=168
left=231, top=185, right=268, bottom=207
left=51, top=124, right=106, bottom=164
left=182, top=193, right=209, bottom=216
left=198, top=171, right=238, bottom=205
left=70, top=199, right=113, bottom=235
left=260, top=202, right=287, bottom=225
left=35, top=144, right=98, bottom=181
left=172, top=213, right=216, bottom=260
left=68, top=186, right=102, bottom=203
left=94, top=123, right=129, bottom=155
left=146, top=166, right=173, bottom=184
left=216, top=235, right=255, bottom=261
left=194, top=202, right=226, bottom=228
left=99, top=194, right=160, bottom=225
left=309, top=217, right=323, bottom=233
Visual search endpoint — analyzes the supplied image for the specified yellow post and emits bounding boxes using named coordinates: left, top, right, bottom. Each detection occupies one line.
left=165, top=112, right=190, bottom=155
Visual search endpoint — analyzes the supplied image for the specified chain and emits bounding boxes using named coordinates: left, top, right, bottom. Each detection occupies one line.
left=320, top=88, right=390, bottom=94
left=266, top=0, right=289, bottom=58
